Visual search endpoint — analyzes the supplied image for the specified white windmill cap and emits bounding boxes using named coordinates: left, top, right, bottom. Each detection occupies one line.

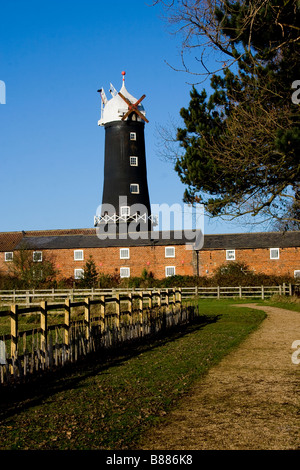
left=98, top=72, right=147, bottom=126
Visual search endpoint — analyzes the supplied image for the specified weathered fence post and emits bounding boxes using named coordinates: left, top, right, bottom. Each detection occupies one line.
left=115, top=293, right=120, bottom=329
left=156, top=290, right=161, bottom=308
left=138, top=292, right=143, bottom=323
left=10, top=304, right=18, bottom=373
left=100, top=295, right=105, bottom=332
left=148, top=290, right=152, bottom=310
left=176, top=288, right=182, bottom=308
left=128, top=293, right=133, bottom=324
left=84, top=297, right=91, bottom=345
left=165, top=289, right=169, bottom=308
left=40, top=301, right=48, bottom=366
left=64, top=298, right=71, bottom=349
left=170, top=288, right=175, bottom=311
left=261, top=285, right=265, bottom=300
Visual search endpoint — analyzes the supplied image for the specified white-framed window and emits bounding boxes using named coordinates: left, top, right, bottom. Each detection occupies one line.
left=120, top=248, right=130, bottom=259
left=33, top=251, right=42, bottom=262
left=130, top=132, right=136, bottom=141
left=5, top=252, right=13, bottom=262
left=120, top=267, right=130, bottom=278
left=165, top=246, right=175, bottom=258
left=226, top=249, right=235, bottom=260
left=120, top=206, right=130, bottom=217
left=130, top=183, right=139, bottom=194
left=130, top=156, right=138, bottom=166
left=74, top=268, right=84, bottom=279
left=294, top=270, right=300, bottom=279
left=74, top=249, right=84, bottom=261
left=165, top=266, right=176, bottom=277
left=270, top=248, right=279, bottom=259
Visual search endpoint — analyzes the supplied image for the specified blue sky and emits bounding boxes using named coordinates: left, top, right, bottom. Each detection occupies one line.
left=0, top=0, right=259, bottom=235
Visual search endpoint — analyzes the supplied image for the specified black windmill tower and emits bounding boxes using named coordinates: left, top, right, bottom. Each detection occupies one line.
left=95, top=72, right=155, bottom=235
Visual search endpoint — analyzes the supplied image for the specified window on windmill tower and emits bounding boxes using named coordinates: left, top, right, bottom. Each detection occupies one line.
left=120, top=206, right=130, bottom=217
left=74, top=249, right=84, bottom=261
left=130, top=183, right=139, bottom=194
left=130, top=156, right=138, bottom=166
left=130, top=132, right=136, bottom=141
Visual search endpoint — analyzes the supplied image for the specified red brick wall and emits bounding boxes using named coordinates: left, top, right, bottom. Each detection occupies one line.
left=48, top=245, right=196, bottom=279
left=0, top=245, right=299, bottom=280
left=198, top=247, right=300, bottom=277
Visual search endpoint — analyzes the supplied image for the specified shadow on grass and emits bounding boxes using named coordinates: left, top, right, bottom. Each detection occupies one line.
left=0, top=313, right=220, bottom=421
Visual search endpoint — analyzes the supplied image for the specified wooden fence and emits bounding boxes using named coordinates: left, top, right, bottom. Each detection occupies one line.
left=0, top=283, right=295, bottom=306
left=0, top=288, right=197, bottom=385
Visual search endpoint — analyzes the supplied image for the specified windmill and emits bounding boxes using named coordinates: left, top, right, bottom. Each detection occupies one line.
left=95, top=72, right=154, bottom=233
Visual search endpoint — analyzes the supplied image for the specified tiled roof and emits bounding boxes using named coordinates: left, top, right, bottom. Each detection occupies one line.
left=0, top=229, right=96, bottom=252
left=0, top=228, right=299, bottom=251
left=202, top=231, right=300, bottom=249
left=0, top=232, right=24, bottom=252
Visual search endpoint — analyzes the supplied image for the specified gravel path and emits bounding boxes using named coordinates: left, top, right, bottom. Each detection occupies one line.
left=140, top=305, right=300, bottom=450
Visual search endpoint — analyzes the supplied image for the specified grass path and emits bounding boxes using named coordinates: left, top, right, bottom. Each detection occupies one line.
left=139, top=304, right=300, bottom=450
left=0, top=301, right=265, bottom=450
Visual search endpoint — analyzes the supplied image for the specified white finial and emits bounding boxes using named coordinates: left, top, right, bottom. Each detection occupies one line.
left=122, top=71, right=126, bottom=84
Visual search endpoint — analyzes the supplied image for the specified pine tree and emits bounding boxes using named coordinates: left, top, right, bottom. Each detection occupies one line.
left=81, top=256, right=98, bottom=288
left=156, top=0, right=300, bottom=226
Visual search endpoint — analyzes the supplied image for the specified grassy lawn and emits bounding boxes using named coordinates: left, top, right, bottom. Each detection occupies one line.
left=0, top=299, right=268, bottom=450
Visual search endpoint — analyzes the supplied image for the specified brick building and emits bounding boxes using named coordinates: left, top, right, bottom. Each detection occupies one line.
left=1, top=74, right=299, bottom=283
left=0, top=228, right=299, bottom=281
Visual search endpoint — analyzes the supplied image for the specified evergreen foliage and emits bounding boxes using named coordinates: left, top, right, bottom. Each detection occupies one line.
left=156, top=0, right=300, bottom=227
left=80, top=256, right=99, bottom=288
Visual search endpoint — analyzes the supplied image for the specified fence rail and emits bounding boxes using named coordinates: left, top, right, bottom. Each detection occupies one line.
left=0, top=283, right=295, bottom=306
left=0, top=288, right=198, bottom=385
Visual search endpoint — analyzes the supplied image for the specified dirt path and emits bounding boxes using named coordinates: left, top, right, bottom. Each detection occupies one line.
left=140, top=305, right=300, bottom=450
